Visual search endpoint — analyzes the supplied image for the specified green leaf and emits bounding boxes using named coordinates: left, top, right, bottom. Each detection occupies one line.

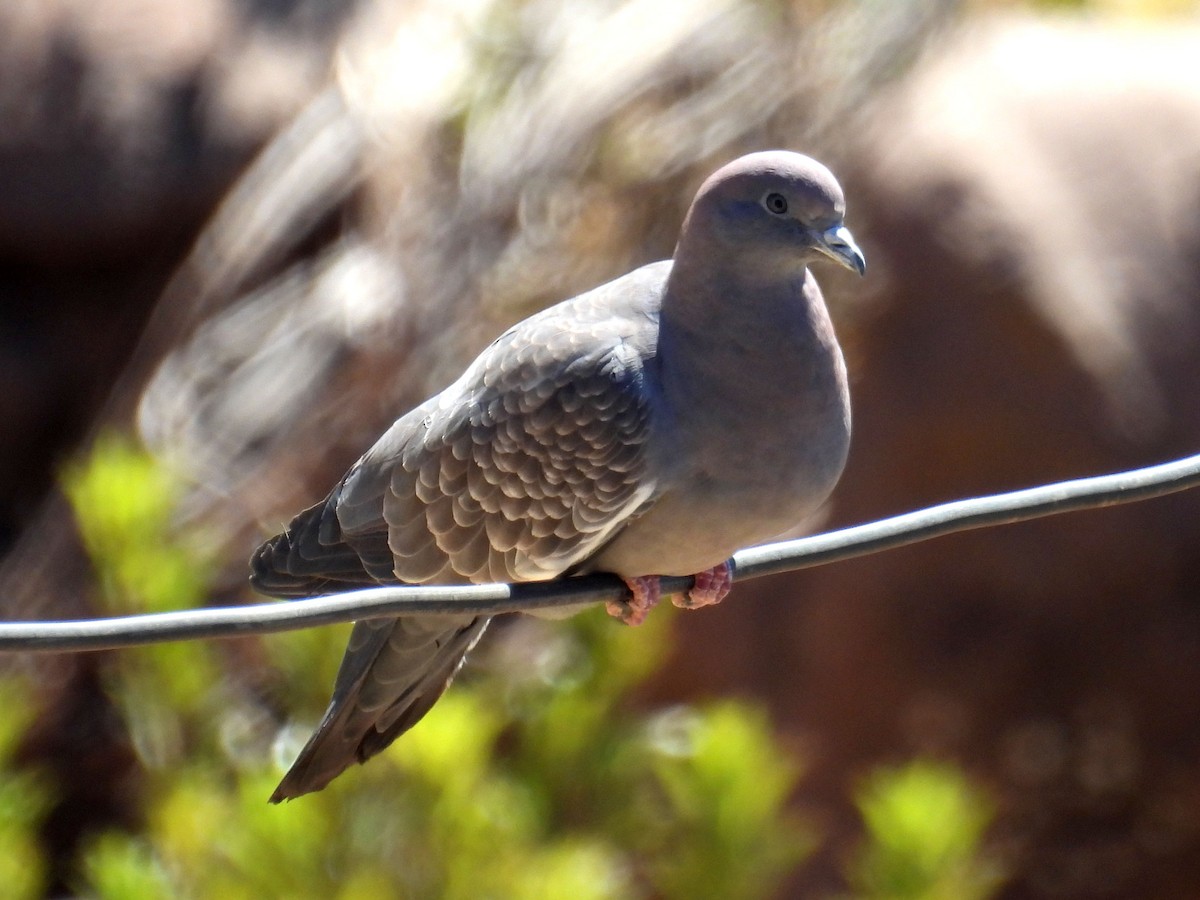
left=851, top=759, right=1006, bottom=900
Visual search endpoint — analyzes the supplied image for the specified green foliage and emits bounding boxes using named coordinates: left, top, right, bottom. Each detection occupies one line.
left=63, top=432, right=223, bottom=777
left=849, top=759, right=1005, bottom=900
left=57, top=432, right=1004, bottom=899
left=639, top=703, right=813, bottom=899
left=69, top=607, right=811, bottom=899
left=60, top=432, right=812, bottom=898
left=0, top=682, right=52, bottom=900
left=81, top=834, right=174, bottom=899
left=63, top=431, right=211, bottom=615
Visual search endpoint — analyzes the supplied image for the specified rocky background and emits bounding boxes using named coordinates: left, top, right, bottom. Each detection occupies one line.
left=2, top=1, right=1199, bottom=896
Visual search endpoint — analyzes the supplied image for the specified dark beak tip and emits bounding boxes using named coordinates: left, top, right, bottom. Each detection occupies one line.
left=818, top=224, right=866, bottom=277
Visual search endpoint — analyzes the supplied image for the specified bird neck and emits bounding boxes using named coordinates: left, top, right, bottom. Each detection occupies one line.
left=658, top=259, right=844, bottom=413
left=663, top=253, right=829, bottom=353
left=652, top=259, right=850, bottom=494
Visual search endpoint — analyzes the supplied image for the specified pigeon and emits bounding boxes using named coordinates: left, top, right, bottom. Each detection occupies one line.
left=252, top=150, right=864, bottom=801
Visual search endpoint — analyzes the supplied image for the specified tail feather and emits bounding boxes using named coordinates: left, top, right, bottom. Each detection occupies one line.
left=252, top=491, right=492, bottom=803
left=269, top=615, right=490, bottom=802
left=250, top=496, right=394, bottom=597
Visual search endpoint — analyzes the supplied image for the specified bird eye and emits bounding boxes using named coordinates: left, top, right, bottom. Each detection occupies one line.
left=763, top=192, right=788, bottom=215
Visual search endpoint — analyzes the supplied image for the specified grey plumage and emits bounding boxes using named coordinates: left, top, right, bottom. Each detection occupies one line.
left=252, top=150, right=864, bottom=801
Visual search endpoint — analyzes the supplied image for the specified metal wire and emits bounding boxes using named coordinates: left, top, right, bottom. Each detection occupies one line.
left=3, top=450, right=1199, bottom=652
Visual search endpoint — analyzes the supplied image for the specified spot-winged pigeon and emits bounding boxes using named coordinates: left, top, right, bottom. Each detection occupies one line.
left=252, top=150, right=864, bottom=801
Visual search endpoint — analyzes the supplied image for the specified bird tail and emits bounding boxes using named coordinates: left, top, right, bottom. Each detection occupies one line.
left=250, top=497, right=396, bottom=598
left=252, top=498, right=491, bottom=801
left=269, top=614, right=491, bottom=802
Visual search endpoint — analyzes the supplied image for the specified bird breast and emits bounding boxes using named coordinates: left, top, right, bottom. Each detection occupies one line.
left=590, top=275, right=850, bottom=578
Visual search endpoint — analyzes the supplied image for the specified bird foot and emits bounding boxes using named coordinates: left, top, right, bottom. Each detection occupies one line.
left=608, top=575, right=662, bottom=626
left=673, top=560, right=734, bottom=610
left=607, top=562, right=733, bottom=624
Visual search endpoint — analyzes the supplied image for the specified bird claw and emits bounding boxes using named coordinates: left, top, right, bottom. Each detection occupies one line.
left=608, top=562, right=733, bottom=624
left=673, top=560, right=734, bottom=610
left=608, top=575, right=662, bottom=626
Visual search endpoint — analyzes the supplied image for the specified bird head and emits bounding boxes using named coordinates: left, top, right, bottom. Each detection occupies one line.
left=680, top=150, right=866, bottom=278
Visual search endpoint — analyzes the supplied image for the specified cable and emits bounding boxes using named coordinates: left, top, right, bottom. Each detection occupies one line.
left=2, top=450, right=1199, bottom=652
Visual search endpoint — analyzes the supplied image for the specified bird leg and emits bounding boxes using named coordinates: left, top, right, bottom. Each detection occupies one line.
left=608, top=575, right=662, bottom=626
left=673, top=560, right=734, bottom=610
left=608, top=561, right=734, bottom=625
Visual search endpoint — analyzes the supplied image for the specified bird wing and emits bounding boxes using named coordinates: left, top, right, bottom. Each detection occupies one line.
left=257, top=264, right=666, bottom=800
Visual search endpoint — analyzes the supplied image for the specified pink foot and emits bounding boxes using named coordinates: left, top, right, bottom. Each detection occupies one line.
left=673, top=560, right=734, bottom=610
left=608, top=575, right=662, bottom=626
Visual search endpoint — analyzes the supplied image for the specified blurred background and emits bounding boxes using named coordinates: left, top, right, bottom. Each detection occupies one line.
left=1, top=0, right=1199, bottom=896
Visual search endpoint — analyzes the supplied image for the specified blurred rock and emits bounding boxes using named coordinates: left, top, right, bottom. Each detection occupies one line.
left=0, top=0, right=355, bottom=553
left=652, top=16, right=1200, bottom=898
left=6, top=2, right=1200, bottom=898
left=0, top=1, right=353, bottom=892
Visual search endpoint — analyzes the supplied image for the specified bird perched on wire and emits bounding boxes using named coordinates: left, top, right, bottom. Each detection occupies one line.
left=251, top=150, right=865, bottom=801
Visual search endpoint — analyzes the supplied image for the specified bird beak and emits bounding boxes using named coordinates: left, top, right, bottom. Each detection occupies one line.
left=815, top=224, right=866, bottom=276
